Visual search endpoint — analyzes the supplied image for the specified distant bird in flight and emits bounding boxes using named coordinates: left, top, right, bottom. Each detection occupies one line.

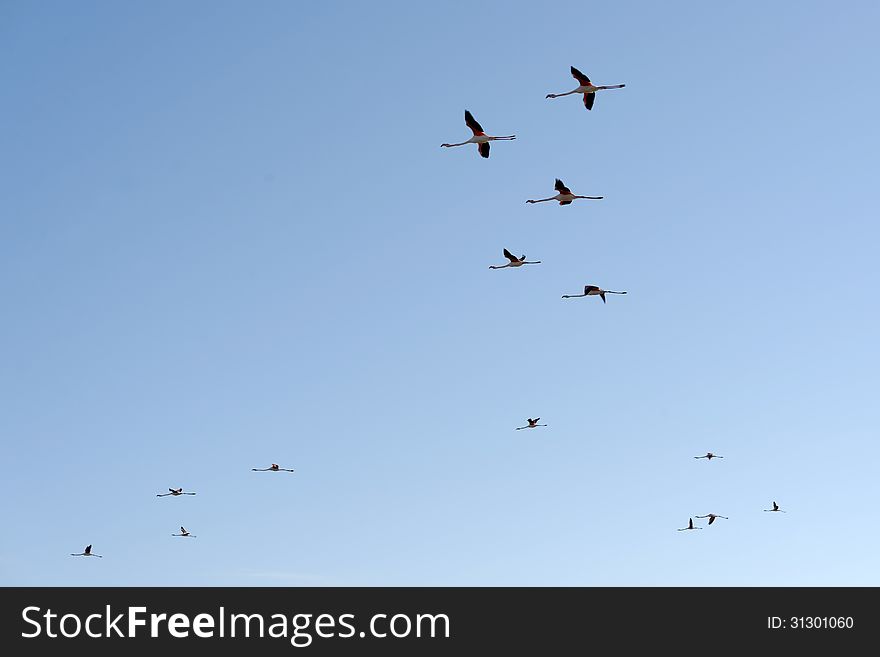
left=695, top=513, right=728, bottom=525
left=545, top=66, right=626, bottom=110
left=515, top=418, right=547, bottom=430
left=489, top=248, right=541, bottom=269
left=677, top=518, right=702, bottom=531
left=70, top=544, right=102, bottom=558
left=252, top=463, right=295, bottom=472
left=764, top=501, right=786, bottom=513
left=441, top=110, right=516, bottom=158
left=172, top=526, right=196, bottom=537
left=694, top=452, right=723, bottom=460
left=561, top=285, right=627, bottom=303
left=157, top=487, right=197, bottom=497
left=526, top=179, right=603, bottom=205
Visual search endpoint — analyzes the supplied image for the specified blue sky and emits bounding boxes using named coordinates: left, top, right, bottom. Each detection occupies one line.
left=1, top=0, right=878, bottom=586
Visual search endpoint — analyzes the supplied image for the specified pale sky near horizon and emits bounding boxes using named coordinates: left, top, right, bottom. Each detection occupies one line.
left=2, top=0, right=879, bottom=586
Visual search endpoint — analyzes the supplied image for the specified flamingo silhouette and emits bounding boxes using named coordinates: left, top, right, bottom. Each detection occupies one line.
left=515, top=418, right=547, bottom=430
left=70, top=544, right=102, bottom=557
left=695, top=513, right=728, bottom=525
left=440, top=110, right=515, bottom=158
left=677, top=518, right=702, bottom=531
left=252, top=463, right=295, bottom=472
left=526, top=178, right=603, bottom=205
left=157, top=488, right=197, bottom=497
left=545, top=65, right=626, bottom=110
left=489, top=248, right=541, bottom=269
left=562, top=285, right=627, bottom=303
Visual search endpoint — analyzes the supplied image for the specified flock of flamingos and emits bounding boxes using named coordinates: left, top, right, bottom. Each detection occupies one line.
left=70, top=65, right=784, bottom=561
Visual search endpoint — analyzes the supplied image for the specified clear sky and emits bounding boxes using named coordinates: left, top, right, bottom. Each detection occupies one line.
left=1, top=0, right=878, bottom=586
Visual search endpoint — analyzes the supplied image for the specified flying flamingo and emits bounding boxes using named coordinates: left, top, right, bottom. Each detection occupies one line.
left=561, top=285, right=627, bottom=303
left=677, top=518, right=702, bottom=531
left=545, top=66, right=626, bottom=110
left=764, top=501, right=786, bottom=513
left=526, top=179, right=603, bottom=206
left=515, top=418, right=547, bottom=430
left=172, top=526, right=196, bottom=537
left=489, top=248, right=541, bottom=270
left=70, top=544, right=102, bottom=558
left=252, top=463, right=295, bottom=472
left=695, top=513, right=729, bottom=525
left=441, top=110, right=515, bottom=158
left=157, top=487, right=197, bottom=497
left=694, top=452, right=724, bottom=460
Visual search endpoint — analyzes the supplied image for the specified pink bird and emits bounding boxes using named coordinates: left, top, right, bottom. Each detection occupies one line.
left=441, top=110, right=516, bottom=158
left=545, top=65, right=626, bottom=111
left=252, top=463, right=295, bottom=473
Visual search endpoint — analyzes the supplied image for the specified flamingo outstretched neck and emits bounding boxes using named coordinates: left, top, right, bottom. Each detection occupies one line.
left=252, top=463, right=295, bottom=472
left=545, top=66, right=626, bottom=110
left=441, top=110, right=516, bottom=158
left=157, top=487, right=197, bottom=497
left=71, top=544, right=103, bottom=557
left=527, top=178, right=603, bottom=205
left=515, top=418, right=547, bottom=430
left=562, top=285, right=627, bottom=302
left=677, top=518, right=702, bottom=531
left=489, top=248, right=541, bottom=269
left=695, top=513, right=729, bottom=525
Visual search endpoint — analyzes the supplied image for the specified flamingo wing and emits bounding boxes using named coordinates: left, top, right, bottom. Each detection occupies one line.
left=708, top=516, right=716, bottom=525
left=584, top=92, right=596, bottom=111
left=478, top=142, right=490, bottom=158
left=85, top=545, right=92, bottom=554
left=554, top=178, right=572, bottom=195
left=502, top=248, right=518, bottom=262
left=570, top=66, right=591, bottom=86
left=464, top=110, right=484, bottom=135
left=559, top=200, right=572, bottom=205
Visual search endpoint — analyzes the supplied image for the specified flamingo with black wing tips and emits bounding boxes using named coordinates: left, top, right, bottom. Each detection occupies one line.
left=694, top=452, right=724, bottom=460
left=561, top=285, right=627, bottom=303
left=764, top=501, right=786, bottom=513
left=515, top=418, right=547, bottom=430
left=489, top=248, right=541, bottom=270
left=156, top=487, right=197, bottom=497
left=441, top=110, right=516, bottom=158
left=677, top=518, right=702, bottom=531
left=252, top=463, right=295, bottom=472
left=527, top=179, right=603, bottom=205
left=545, top=66, right=626, bottom=110
left=695, top=513, right=729, bottom=525
left=172, top=526, right=196, bottom=537
left=70, top=544, right=103, bottom=557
